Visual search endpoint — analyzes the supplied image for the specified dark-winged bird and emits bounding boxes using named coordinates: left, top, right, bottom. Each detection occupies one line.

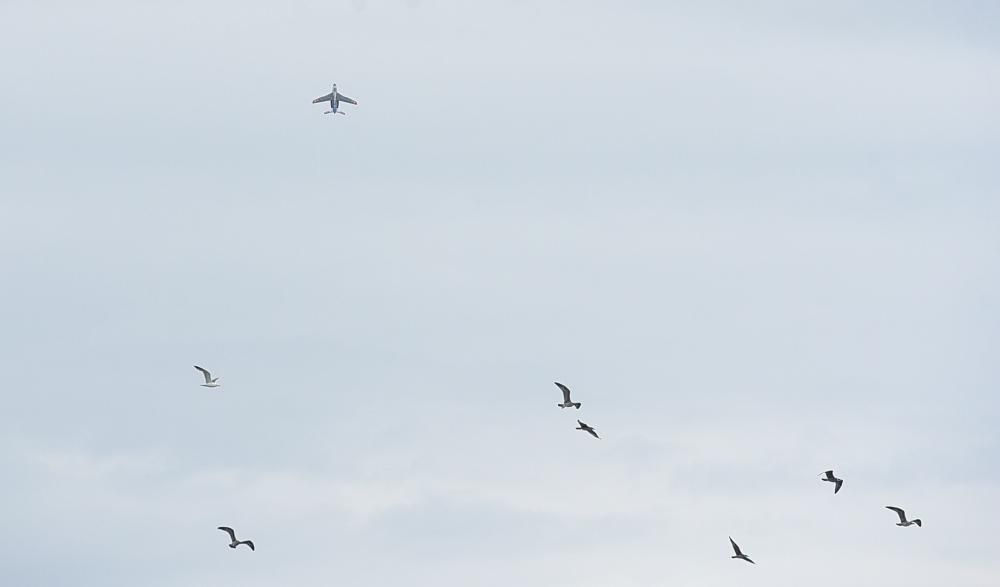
left=194, top=365, right=221, bottom=388
left=886, top=506, right=922, bottom=527
left=729, top=537, right=754, bottom=564
left=218, top=526, right=255, bottom=550
left=821, top=470, right=844, bottom=494
left=576, top=420, right=599, bottom=439
left=555, top=382, right=581, bottom=409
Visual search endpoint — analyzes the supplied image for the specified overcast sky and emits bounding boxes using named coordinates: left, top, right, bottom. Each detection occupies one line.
left=1, top=1, right=998, bottom=585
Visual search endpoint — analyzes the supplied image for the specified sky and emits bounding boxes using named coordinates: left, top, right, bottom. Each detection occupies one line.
left=1, top=1, right=998, bottom=585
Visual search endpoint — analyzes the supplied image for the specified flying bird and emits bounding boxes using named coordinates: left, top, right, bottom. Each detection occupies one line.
left=576, top=420, right=599, bottom=439
left=886, top=506, right=922, bottom=527
left=218, top=526, right=255, bottom=550
left=554, top=382, right=581, bottom=409
left=729, top=536, right=755, bottom=564
left=821, top=470, right=844, bottom=494
left=194, top=365, right=221, bottom=388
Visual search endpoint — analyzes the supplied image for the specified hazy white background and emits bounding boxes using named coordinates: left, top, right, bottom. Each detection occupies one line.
left=1, top=1, right=998, bottom=585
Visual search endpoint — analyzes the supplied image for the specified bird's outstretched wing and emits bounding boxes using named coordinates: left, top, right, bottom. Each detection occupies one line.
left=823, top=470, right=835, bottom=480
left=195, top=366, right=213, bottom=384
left=576, top=420, right=600, bottom=438
left=238, top=540, right=255, bottom=551
left=834, top=478, right=843, bottom=494
left=729, top=536, right=744, bottom=556
left=886, top=506, right=907, bottom=523
left=555, top=382, right=572, bottom=403
left=218, top=526, right=237, bottom=542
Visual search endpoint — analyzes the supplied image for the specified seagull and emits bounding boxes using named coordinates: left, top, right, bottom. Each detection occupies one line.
left=554, top=382, right=581, bottom=409
left=218, top=526, right=255, bottom=550
left=821, top=470, right=844, bottom=494
left=886, top=506, right=922, bottom=527
left=729, top=536, right=755, bottom=564
left=194, top=365, right=221, bottom=388
left=576, top=419, right=599, bottom=439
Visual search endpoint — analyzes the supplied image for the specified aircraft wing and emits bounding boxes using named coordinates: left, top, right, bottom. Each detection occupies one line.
left=337, top=94, right=358, bottom=105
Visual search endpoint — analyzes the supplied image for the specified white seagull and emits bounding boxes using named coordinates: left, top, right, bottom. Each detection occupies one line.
left=886, top=506, right=922, bottom=527
left=729, top=536, right=755, bottom=564
left=554, top=382, right=581, bottom=409
left=821, top=470, right=844, bottom=494
left=194, top=365, right=221, bottom=388
left=576, top=419, right=600, bottom=439
left=218, top=526, right=255, bottom=550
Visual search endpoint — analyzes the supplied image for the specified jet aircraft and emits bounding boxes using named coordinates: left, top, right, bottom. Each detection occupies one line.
left=312, top=83, right=358, bottom=115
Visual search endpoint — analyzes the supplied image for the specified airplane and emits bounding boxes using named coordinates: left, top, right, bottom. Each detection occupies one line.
left=312, top=83, right=358, bottom=115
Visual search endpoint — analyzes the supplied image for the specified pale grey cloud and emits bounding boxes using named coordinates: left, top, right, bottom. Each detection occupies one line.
left=0, top=1, right=997, bottom=585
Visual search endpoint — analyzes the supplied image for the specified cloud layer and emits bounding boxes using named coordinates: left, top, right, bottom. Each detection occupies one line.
left=1, top=1, right=998, bottom=585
